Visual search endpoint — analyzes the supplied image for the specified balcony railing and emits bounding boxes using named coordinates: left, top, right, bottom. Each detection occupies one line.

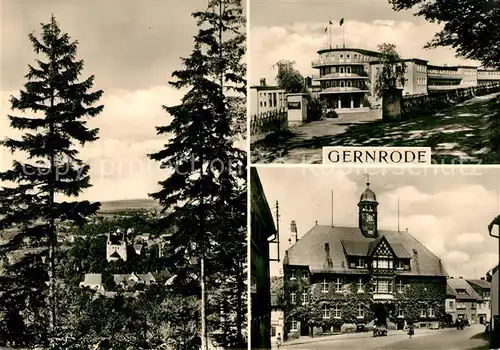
left=312, top=73, right=369, bottom=80
left=312, top=57, right=371, bottom=67
left=319, top=87, right=370, bottom=94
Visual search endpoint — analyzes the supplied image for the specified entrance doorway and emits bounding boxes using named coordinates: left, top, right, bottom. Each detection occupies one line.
left=373, top=304, right=388, bottom=326
left=340, top=95, right=351, bottom=109
left=300, top=320, right=309, bottom=337
left=480, top=316, right=485, bottom=324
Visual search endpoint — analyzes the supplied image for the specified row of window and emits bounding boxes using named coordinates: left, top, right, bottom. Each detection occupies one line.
left=320, top=80, right=366, bottom=89
left=289, top=305, right=435, bottom=330
left=416, top=78, right=428, bottom=86
left=289, top=278, right=406, bottom=299
left=319, top=53, right=371, bottom=61
left=289, top=259, right=406, bottom=278
left=320, top=66, right=365, bottom=75
left=258, top=91, right=285, bottom=109
left=415, top=65, right=427, bottom=73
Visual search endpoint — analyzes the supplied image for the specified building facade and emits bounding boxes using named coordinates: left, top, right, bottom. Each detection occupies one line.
left=445, top=283, right=457, bottom=324
left=270, top=276, right=285, bottom=346
left=447, top=277, right=480, bottom=323
left=250, top=168, right=278, bottom=349
left=308, top=47, right=500, bottom=113
left=487, top=265, right=499, bottom=330
left=249, top=78, right=287, bottom=115
left=282, top=182, right=448, bottom=340
left=467, top=278, right=492, bottom=324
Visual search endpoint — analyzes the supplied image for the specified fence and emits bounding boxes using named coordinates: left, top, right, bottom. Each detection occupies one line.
left=250, top=107, right=287, bottom=136
left=401, top=83, right=500, bottom=118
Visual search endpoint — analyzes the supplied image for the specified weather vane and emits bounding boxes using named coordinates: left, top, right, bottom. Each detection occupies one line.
left=363, top=172, right=370, bottom=186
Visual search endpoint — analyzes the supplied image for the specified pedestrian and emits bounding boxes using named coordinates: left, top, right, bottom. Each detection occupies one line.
left=276, top=333, right=282, bottom=348
left=408, top=323, right=414, bottom=338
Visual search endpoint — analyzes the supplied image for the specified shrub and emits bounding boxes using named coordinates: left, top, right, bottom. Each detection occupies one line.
left=307, top=95, right=326, bottom=121
left=341, top=323, right=357, bottom=333
left=324, top=109, right=338, bottom=119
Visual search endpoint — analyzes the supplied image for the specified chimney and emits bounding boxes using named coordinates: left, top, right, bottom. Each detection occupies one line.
left=481, top=277, right=485, bottom=280
left=325, top=243, right=333, bottom=267
left=291, top=220, right=298, bottom=243
left=459, top=276, right=463, bottom=279
left=283, top=250, right=289, bottom=265
left=260, top=78, right=266, bottom=87
left=315, top=221, right=318, bottom=226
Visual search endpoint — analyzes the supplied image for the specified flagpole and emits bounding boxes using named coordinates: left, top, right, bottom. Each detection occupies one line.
left=329, top=24, right=332, bottom=49
left=342, top=24, right=345, bottom=48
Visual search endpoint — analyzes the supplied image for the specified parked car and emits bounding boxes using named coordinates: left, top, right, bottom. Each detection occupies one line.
left=373, top=325, right=388, bottom=337
left=356, top=324, right=367, bottom=332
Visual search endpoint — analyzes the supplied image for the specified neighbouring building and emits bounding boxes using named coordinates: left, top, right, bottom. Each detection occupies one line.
left=249, top=78, right=287, bottom=115
left=487, top=264, right=500, bottom=331
left=79, top=273, right=105, bottom=292
left=270, top=276, right=285, bottom=346
left=447, top=277, right=480, bottom=324
left=445, top=283, right=457, bottom=324
left=467, top=278, right=492, bottom=324
left=282, top=181, right=448, bottom=340
left=251, top=168, right=278, bottom=349
left=106, top=229, right=128, bottom=262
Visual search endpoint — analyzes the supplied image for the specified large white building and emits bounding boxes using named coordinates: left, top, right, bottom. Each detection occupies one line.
left=250, top=47, right=500, bottom=115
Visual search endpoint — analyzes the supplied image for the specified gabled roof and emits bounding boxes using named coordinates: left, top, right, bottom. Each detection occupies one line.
left=286, top=225, right=447, bottom=277
left=467, top=279, right=491, bottom=290
left=340, top=237, right=411, bottom=259
left=447, top=278, right=481, bottom=300
left=446, top=284, right=456, bottom=298
left=110, top=251, right=121, bottom=258
left=81, top=273, right=102, bottom=285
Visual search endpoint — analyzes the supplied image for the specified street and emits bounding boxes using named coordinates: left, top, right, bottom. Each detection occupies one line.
left=280, top=325, right=490, bottom=349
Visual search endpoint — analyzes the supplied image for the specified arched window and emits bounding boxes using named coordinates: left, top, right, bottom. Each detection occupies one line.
left=340, top=81, right=345, bottom=87
left=340, top=67, right=344, bottom=73
left=347, top=67, right=351, bottom=74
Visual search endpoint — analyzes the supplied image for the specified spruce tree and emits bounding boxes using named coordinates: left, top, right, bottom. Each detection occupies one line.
left=148, top=0, right=246, bottom=348
left=0, top=16, right=103, bottom=347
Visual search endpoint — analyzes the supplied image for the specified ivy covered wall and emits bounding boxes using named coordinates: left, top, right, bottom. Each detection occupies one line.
left=283, top=265, right=447, bottom=338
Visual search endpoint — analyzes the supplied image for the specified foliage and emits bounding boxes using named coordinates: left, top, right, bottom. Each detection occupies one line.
left=373, top=43, right=407, bottom=99
left=273, top=60, right=306, bottom=93
left=486, top=97, right=500, bottom=161
left=388, top=0, right=500, bottom=69
left=0, top=16, right=103, bottom=347
left=306, top=95, right=326, bottom=121
left=283, top=269, right=447, bottom=338
left=148, top=0, right=247, bottom=347
left=53, top=284, right=200, bottom=349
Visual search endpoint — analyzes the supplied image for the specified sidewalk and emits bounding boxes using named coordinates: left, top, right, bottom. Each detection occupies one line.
left=274, top=328, right=440, bottom=348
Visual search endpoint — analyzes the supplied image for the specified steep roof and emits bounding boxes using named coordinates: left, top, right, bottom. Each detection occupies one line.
left=286, top=225, right=447, bottom=277
left=82, top=273, right=102, bottom=285
left=447, top=278, right=481, bottom=300
left=446, top=284, right=456, bottom=298
left=467, top=279, right=491, bottom=290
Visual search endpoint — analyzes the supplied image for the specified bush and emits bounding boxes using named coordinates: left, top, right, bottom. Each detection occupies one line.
left=306, top=95, right=325, bottom=121
left=324, top=109, right=338, bottom=119
left=341, top=323, right=357, bottom=333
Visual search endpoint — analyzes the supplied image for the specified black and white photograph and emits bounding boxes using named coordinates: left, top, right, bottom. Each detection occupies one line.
left=250, top=166, right=500, bottom=349
left=0, top=0, right=247, bottom=349
left=249, top=0, right=500, bottom=165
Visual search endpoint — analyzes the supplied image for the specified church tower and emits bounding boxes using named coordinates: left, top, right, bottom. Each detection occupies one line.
left=358, top=180, right=379, bottom=237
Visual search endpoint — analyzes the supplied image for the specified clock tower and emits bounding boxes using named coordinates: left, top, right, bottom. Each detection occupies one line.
left=358, top=180, right=378, bottom=237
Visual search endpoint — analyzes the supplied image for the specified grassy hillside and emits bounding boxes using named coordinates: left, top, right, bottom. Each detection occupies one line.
left=98, top=199, right=160, bottom=213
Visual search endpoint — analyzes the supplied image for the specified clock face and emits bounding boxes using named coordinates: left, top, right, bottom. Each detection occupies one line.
left=362, top=213, right=375, bottom=234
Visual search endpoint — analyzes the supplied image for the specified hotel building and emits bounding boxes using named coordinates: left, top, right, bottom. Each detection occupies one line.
left=250, top=47, right=500, bottom=116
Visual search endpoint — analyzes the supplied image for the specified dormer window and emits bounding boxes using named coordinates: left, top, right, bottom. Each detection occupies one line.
left=357, top=259, right=364, bottom=268
left=290, top=271, right=296, bottom=280
left=302, top=271, right=308, bottom=280
left=396, top=260, right=404, bottom=270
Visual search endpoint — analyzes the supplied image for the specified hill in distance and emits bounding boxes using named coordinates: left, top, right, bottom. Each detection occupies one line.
left=98, top=198, right=160, bottom=213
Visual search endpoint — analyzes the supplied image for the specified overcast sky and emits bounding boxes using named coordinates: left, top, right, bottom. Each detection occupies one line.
left=1, top=0, right=245, bottom=202
left=249, top=0, right=481, bottom=86
left=256, top=166, right=500, bottom=279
